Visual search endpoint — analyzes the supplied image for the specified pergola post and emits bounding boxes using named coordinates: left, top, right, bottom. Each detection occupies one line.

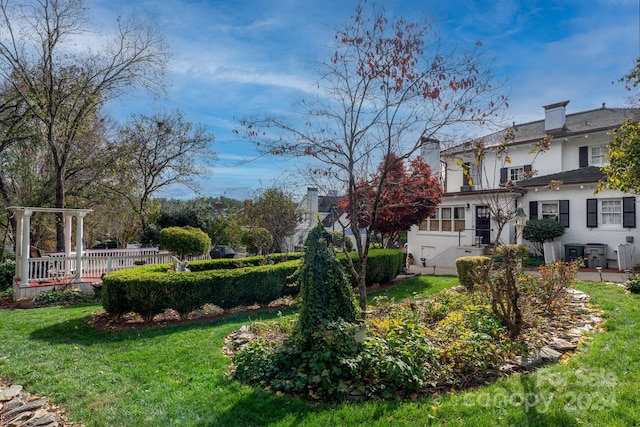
left=64, top=213, right=73, bottom=276
left=21, top=210, right=32, bottom=284
left=74, top=212, right=86, bottom=283
left=6, top=206, right=92, bottom=293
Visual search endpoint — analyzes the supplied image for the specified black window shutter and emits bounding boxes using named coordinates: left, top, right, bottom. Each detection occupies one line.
left=586, top=198, right=598, bottom=228
left=529, top=201, right=538, bottom=221
left=500, top=167, right=508, bottom=184
left=559, top=200, right=570, bottom=228
left=524, top=164, right=532, bottom=174
left=623, top=196, right=636, bottom=228
left=579, top=146, right=589, bottom=168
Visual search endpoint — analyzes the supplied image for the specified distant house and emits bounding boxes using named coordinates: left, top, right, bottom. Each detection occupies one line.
left=285, top=188, right=360, bottom=251
left=407, top=101, right=640, bottom=269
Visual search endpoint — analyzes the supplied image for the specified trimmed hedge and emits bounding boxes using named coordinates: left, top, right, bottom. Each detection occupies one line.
left=102, top=249, right=402, bottom=320
left=340, top=249, right=404, bottom=286
left=102, top=260, right=300, bottom=319
left=455, top=256, right=490, bottom=291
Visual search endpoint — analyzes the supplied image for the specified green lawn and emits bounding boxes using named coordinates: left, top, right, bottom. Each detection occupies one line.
left=0, top=278, right=638, bottom=426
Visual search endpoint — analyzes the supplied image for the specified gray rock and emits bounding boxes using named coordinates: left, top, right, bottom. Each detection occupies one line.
left=540, top=346, right=562, bottom=362
left=3, top=399, right=48, bottom=419
left=0, top=385, right=23, bottom=402
left=548, top=338, right=577, bottom=352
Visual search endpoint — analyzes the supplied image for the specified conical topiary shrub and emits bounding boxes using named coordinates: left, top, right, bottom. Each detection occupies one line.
left=295, top=222, right=359, bottom=342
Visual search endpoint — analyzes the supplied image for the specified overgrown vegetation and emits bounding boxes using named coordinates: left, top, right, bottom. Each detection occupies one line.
left=231, top=240, right=585, bottom=402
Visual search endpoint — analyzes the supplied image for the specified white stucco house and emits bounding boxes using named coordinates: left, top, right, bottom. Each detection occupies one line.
left=407, top=100, right=640, bottom=270
left=285, top=187, right=362, bottom=251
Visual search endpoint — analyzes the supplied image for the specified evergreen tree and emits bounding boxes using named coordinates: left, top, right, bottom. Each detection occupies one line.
left=295, top=222, right=358, bottom=343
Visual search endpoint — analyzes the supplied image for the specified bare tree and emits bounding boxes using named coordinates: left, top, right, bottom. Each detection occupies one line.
left=0, top=0, right=167, bottom=250
left=101, top=110, right=215, bottom=233
left=239, top=1, right=506, bottom=310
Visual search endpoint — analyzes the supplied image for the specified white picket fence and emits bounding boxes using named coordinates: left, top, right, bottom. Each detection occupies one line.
left=27, top=248, right=209, bottom=282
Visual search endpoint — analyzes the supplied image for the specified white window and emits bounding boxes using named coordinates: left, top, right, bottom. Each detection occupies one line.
left=510, top=166, right=525, bottom=182
left=541, top=202, right=558, bottom=220
left=590, top=145, right=608, bottom=166
left=418, top=207, right=465, bottom=232
left=601, top=199, right=622, bottom=225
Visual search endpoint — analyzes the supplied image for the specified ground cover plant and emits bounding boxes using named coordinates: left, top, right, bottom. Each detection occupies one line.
left=0, top=278, right=638, bottom=426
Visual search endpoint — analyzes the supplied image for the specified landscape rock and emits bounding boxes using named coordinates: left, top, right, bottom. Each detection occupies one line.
left=548, top=338, right=577, bottom=352
left=0, top=381, right=82, bottom=427
left=539, top=346, right=562, bottom=362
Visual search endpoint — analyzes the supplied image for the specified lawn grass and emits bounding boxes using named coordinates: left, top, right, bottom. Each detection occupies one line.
left=0, top=279, right=638, bottom=426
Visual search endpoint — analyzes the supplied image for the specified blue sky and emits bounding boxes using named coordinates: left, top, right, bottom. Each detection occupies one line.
left=88, top=0, right=640, bottom=200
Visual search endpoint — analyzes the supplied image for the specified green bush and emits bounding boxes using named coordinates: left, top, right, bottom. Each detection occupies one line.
left=159, top=226, right=211, bottom=259
left=34, top=287, right=96, bottom=307
left=455, top=256, right=490, bottom=291
left=241, top=227, right=273, bottom=255
left=523, top=218, right=565, bottom=254
left=329, top=231, right=353, bottom=252
left=626, top=275, right=640, bottom=294
left=0, top=259, right=15, bottom=292
left=340, top=249, right=404, bottom=286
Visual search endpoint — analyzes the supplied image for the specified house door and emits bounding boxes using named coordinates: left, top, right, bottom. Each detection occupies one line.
left=475, top=206, right=491, bottom=245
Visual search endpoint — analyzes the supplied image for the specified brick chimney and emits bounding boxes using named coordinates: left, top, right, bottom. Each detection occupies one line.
left=543, top=100, right=570, bottom=133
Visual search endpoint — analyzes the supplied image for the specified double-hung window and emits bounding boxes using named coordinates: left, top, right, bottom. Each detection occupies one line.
left=600, top=199, right=622, bottom=225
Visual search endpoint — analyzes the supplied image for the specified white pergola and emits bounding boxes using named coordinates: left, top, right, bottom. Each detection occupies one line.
left=6, top=206, right=93, bottom=286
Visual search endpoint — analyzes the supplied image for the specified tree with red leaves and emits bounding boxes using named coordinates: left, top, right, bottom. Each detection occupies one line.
left=340, top=154, right=442, bottom=246
left=239, top=0, right=506, bottom=311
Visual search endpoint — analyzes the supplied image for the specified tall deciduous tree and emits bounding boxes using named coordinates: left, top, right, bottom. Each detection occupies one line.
left=340, top=153, right=442, bottom=247
left=240, top=187, right=298, bottom=253
left=598, top=59, right=640, bottom=193
left=0, top=0, right=167, bottom=250
left=239, top=1, right=505, bottom=310
left=101, top=110, right=215, bottom=233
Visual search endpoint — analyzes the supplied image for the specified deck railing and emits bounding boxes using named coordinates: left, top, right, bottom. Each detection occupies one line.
left=26, top=248, right=209, bottom=282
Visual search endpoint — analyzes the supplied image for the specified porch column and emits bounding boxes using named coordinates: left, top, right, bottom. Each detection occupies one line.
left=64, top=213, right=73, bottom=276
left=74, top=213, right=86, bottom=283
left=20, top=209, right=32, bottom=285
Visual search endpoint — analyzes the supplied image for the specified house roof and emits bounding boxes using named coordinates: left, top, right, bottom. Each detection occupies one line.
left=517, top=166, right=605, bottom=188
left=442, top=104, right=640, bottom=155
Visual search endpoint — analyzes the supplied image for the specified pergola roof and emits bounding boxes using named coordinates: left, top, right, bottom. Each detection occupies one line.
left=7, top=206, right=93, bottom=214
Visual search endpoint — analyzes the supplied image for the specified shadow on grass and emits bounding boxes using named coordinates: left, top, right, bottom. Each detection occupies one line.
left=28, top=305, right=298, bottom=346
left=212, top=386, right=407, bottom=427
left=513, top=374, right=581, bottom=427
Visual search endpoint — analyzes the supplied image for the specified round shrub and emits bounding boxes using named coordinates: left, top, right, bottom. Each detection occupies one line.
left=523, top=218, right=565, bottom=254
left=159, top=226, right=211, bottom=259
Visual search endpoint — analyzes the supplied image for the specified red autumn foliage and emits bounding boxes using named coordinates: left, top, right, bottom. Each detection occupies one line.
left=339, top=153, right=443, bottom=241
